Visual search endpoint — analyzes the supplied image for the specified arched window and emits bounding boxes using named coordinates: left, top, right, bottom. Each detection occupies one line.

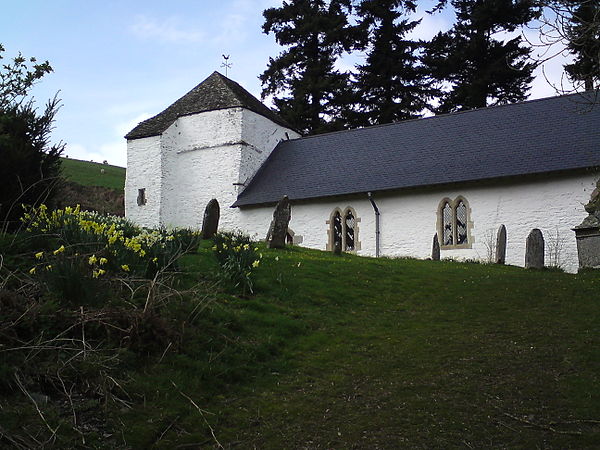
left=333, top=210, right=343, bottom=251
left=456, top=200, right=468, bottom=244
left=442, top=201, right=454, bottom=246
left=327, top=207, right=360, bottom=253
left=438, top=197, right=471, bottom=249
left=345, top=209, right=355, bottom=251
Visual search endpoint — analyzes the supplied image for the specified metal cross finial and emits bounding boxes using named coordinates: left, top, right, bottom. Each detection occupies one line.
left=221, top=54, right=232, bottom=77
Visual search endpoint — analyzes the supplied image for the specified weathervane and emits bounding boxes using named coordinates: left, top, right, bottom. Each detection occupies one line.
left=221, top=54, right=232, bottom=77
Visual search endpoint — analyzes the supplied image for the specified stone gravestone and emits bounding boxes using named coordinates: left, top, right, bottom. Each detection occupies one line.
left=525, top=228, right=544, bottom=269
left=201, top=199, right=220, bottom=239
left=573, top=180, right=600, bottom=269
left=432, top=233, right=440, bottom=261
left=495, top=224, right=507, bottom=264
left=268, top=196, right=291, bottom=249
left=333, top=238, right=342, bottom=255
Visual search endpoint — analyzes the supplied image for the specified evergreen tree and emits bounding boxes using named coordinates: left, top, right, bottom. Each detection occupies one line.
left=260, top=0, right=356, bottom=135
left=563, top=1, right=600, bottom=90
left=423, top=0, right=539, bottom=113
left=352, top=0, right=432, bottom=126
left=0, top=45, right=63, bottom=229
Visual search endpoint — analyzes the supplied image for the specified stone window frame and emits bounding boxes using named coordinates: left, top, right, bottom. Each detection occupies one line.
left=137, top=188, right=147, bottom=206
left=326, top=206, right=361, bottom=252
left=436, top=196, right=473, bottom=250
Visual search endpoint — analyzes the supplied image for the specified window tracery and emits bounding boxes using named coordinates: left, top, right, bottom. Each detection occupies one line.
left=327, top=207, right=360, bottom=253
left=437, top=197, right=471, bottom=249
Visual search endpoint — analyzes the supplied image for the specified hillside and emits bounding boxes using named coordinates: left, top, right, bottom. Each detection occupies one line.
left=61, top=157, right=125, bottom=191
left=55, top=157, right=126, bottom=215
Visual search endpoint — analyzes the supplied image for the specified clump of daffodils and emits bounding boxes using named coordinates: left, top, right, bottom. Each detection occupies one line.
left=212, top=231, right=262, bottom=295
left=23, top=204, right=196, bottom=280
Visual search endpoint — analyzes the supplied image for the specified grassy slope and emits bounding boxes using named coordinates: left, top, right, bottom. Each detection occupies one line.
left=119, top=246, right=600, bottom=449
left=61, top=157, right=125, bottom=191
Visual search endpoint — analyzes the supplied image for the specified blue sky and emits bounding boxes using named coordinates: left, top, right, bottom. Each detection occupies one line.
left=2, top=1, right=571, bottom=167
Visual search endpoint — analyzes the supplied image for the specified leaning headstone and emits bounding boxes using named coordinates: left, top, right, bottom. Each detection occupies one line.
left=495, top=224, right=507, bottom=264
left=268, top=196, right=291, bottom=249
left=525, top=228, right=544, bottom=269
left=432, top=233, right=440, bottom=261
left=201, top=199, right=220, bottom=239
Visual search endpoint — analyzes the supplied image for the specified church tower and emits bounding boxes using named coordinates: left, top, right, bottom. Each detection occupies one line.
left=124, top=72, right=299, bottom=230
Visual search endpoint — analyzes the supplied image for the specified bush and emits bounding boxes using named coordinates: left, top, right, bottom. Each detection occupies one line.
left=212, top=231, right=262, bottom=295
left=0, top=45, right=63, bottom=230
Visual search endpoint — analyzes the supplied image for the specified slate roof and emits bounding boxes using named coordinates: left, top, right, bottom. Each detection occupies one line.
left=125, top=71, right=291, bottom=140
left=234, top=92, right=600, bottom=207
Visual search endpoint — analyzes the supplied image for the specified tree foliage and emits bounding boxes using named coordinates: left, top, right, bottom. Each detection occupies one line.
left=538, top=1, right=600, bottom=91
left=422, top=0, right=540, bottom=113
left=564, top=1, right=599, bottom=90
left=351, top=0, right=433, bottom=126
left=0, top=44, right=63, bottom=229
left=260, top=0, right=357, bottom=134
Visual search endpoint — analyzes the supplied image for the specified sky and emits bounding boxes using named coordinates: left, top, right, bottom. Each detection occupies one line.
left=2, top=1, right=573, bottom=168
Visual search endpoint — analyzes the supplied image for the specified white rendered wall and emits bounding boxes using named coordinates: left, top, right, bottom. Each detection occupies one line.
left=131, top=107, right=299, bottom=231
left=125, top=135, right=162, bottom=228
left=238, top=109, right=301, bottom=192
left=160, top=108, right=243, bottom=229
left=238, top=172, right=598, bottom=273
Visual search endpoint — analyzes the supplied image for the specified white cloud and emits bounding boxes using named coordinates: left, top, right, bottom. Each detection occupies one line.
left=130, top=15, right=205, bottom=44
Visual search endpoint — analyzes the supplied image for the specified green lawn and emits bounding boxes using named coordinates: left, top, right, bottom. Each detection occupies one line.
left=118, top=246, right=600, bottom=448
left=61, top=157, right=125, bottom=191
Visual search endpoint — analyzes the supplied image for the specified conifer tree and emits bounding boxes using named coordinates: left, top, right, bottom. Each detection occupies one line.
left=351, top=0, right=432, bottom=126
left=423, top=0, right=539, bottom=113
left=260, top=0, right=356, bottom=135
left=563, top=1, right=599, bottom=90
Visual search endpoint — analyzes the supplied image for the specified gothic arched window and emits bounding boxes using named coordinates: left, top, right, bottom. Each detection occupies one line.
left=438, top=197, right=471, bottom=249
left=442, top=201, right=454, bottom=246
left=344, top=209, right=355, bottom=251
left=328, top=207, right=360, bottom=253
left=333, top=210, right=343, bottom=251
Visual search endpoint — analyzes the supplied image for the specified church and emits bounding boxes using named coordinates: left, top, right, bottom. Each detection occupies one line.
left=125, top=71, right=600, bottom=273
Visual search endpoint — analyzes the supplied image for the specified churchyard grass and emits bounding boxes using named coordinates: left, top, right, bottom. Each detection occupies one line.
left=117, top=246, right=600, bottom=448
left=61, top=157, right=126, bottom=191
left=1, top=223, right=599, bottom=448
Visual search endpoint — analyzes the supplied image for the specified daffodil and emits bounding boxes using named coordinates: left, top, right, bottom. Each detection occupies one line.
left=35, top=252, right=44, bottom=260
left=99, top=257, right=108, bottom=265
left=29, top=267, right=36, bottom=274
left=53, top=245, right=65, bottom=255
left=121, top=265, right=130, bottom=272
left=88, top=255, right=97, bottom=265
left=252, top=260, right=260, bottom=268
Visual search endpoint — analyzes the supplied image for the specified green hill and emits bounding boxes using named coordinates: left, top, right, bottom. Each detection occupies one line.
left=61, top=157, right=125, bottom=191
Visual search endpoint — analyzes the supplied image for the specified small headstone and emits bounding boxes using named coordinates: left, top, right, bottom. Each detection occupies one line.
left=201, top=199, right=220, bottom=239
left=268, top=196, right=291, bottom=249
left=495, top=224, right=507, bottom=264
left=525, top=228, right=544, bottom=269
left=333, top=239, right=342, bottom=255
left=432, top=233, right=440, bottom=261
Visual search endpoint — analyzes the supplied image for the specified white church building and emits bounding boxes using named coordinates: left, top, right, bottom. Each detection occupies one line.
left=125, top=72, right=600, bottom=273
